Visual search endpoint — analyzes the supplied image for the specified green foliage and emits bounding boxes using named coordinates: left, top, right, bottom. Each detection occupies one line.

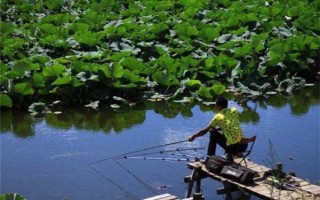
left=0, top=193, right=26, bottom=200
left=0, top=94, right=13, bottom=108
left=0, top=0, right=318, bottom=108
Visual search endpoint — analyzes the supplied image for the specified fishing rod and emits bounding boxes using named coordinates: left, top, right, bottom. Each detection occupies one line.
left=120, top=156, right=206, bottom=162
left=123, top=147, right=205, bottom=157
left=88, top=139, right=189, bottom=166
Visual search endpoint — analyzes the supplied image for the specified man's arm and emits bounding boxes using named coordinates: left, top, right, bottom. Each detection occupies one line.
left=188, top=125, right=215, bottom=141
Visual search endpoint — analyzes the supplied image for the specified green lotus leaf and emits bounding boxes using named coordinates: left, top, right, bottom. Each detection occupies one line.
left=201, top=71, right=217, bottom=78
left=120, top=57, right=144, bottom=71
left=41, top=34, right=67, bottom=48
left=14, top=83, right=34, bottom=95
left=42, top=64, right=66, bottom=77
left=0, top=75, right=8, bottom=85
left=100, top=63, right=124, bottom=78
left=32, top=73, right=45, bottom=88
left=122, top=69, right=146, bottom=84
left=158, top=55, right=179, bottom=74
left=71, top=77, right=84, bottom=87
left=174, top=23, right=198, bottom=38
left=287, top=5, right=302, bottom=17
left=42, top=14, right=74, bottom=25
left=150, top=23, right=169, bottom=34
left=2, top=38, right=25, bottom=58
left=0, top=94, right=12, bottom=108
left=81, top=10, right=107, bottom=28
left=212, top=83, right=226, bottom=95
left=52, top=76, right=73, bottom=86
left=0, top=62, right=8, bottom=73
left=226, top=14, right=240, bottom=27
left=197, top=86, right=213, bottom=99
left=234, top=43, right=252, bottom=57
left=0, top=21, right=16, bottom=35
left=110, top=51, right=132, bottom=62
left=73, top=31, right=105, bottom=47
left=14, top=58, right=40, bottom=71
left=44, top=0, right=64, bottom=10
left=199, top=26, right=221, bottom=42
left=181, top=56, right=200, bottom=68
left=251, top=33, right=268, bottom=52
left=180, top=7, right=199, bottom=20
left=68, top=23, right=90, bottom=33
left=268, top=43, right=289, bottom=66
left=180, top=0, right=206, bottom=8
left=241, top=13, right=258, bottom=23
left=38, top=23, right=58, bottom=33
left=152, top=71, right=171, bottom=86
left=185, top=79, right=201, bottom=88
left=30, top=55, right=51, bottom=65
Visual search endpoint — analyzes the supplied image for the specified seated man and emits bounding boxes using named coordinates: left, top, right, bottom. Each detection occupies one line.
left=188, top=96, right=250, bottom=161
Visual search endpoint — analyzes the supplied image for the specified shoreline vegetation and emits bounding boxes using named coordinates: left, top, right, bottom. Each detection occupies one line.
left=1, top=84, right=319, bottom=137
left=0, top=0, right=319, bottom=109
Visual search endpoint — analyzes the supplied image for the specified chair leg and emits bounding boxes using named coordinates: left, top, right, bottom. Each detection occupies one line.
left=243, top=158, right=248, bottom=167
left=238, top=157, right=248, bottom=167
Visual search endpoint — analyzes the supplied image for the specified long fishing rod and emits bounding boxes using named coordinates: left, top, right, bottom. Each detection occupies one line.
left=123, top=147, right=205, bottom=157
left=120, top=156, right=206, bottom=162
left=88, top=139, right=189, bottom=166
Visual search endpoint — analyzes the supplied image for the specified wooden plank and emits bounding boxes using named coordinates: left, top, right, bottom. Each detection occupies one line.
left=301, top=185, right=320, bottom=195
left=144, top=193, right=178, bottom=200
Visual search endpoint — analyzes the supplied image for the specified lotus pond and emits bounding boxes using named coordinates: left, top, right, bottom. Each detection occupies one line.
left=1, top=85, right=319, bottom=200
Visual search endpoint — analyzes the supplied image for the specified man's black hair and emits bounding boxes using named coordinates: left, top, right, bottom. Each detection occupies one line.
left=215, top=96, right=228, bottom=108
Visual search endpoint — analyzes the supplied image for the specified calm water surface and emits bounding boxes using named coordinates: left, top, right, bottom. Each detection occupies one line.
left=1, top=87, right=319, bottom=200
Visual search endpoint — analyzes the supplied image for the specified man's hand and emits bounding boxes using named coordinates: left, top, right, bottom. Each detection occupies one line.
left=188, top=134, right=196, bottom=142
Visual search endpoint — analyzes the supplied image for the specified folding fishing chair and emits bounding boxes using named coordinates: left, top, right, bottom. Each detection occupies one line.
left=237, top=135, right=257, bottom=167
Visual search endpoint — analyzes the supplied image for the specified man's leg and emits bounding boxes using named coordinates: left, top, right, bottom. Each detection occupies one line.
left=226, top=143, right=248, bottom=155
left=207, top=130, right=227, bottom=156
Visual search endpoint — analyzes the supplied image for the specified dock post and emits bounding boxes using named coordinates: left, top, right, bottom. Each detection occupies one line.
left=185, top=166, right=202, bottom=198
left=221, top=180, right=234, bottom=200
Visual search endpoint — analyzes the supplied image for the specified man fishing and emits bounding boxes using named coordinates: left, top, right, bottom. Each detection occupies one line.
left=188, top=96, right=255, bottom=161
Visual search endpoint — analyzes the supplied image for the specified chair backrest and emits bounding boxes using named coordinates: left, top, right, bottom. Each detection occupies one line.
left=238, top=135, right=257, bottom=166
left=243, top=135, right=257, bottom=156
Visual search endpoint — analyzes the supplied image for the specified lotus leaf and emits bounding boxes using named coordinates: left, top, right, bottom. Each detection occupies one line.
left=52, top=76, right=73, bottom=86
left=42, top=64, right=66, bottom=77
left=120, top=57, right=145, bottom=71
left=0, top=94, right=12, bottom=108
left=14, top=83, right=34, bottom=95
left=197, top=86, right=213, bottom=99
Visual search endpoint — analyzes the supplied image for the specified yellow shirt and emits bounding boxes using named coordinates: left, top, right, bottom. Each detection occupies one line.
left=210, top=107, right=244, bottom=146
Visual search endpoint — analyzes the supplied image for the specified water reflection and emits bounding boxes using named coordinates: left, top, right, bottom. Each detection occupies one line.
left=0, top=85, right=319, bottom=138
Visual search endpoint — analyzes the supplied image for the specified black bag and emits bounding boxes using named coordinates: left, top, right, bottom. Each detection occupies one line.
left=205, top=156, right=231, bottom=173
left=221, top=165, right=256, bottom=184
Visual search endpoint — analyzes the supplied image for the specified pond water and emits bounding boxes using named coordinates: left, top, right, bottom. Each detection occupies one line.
left=1, top=86, right=319, bottom=200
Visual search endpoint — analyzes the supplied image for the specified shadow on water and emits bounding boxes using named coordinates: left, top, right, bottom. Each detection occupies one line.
left=1, top=85, right=319, bottom=137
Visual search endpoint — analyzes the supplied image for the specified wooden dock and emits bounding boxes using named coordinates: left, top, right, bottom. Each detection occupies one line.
left=144, top=193, right=202, bottom=200
left=185, top=157, right=320, bottom=200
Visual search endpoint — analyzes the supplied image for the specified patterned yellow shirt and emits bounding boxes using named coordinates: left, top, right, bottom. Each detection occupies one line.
left=209, top=107, right=244, bottom=146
